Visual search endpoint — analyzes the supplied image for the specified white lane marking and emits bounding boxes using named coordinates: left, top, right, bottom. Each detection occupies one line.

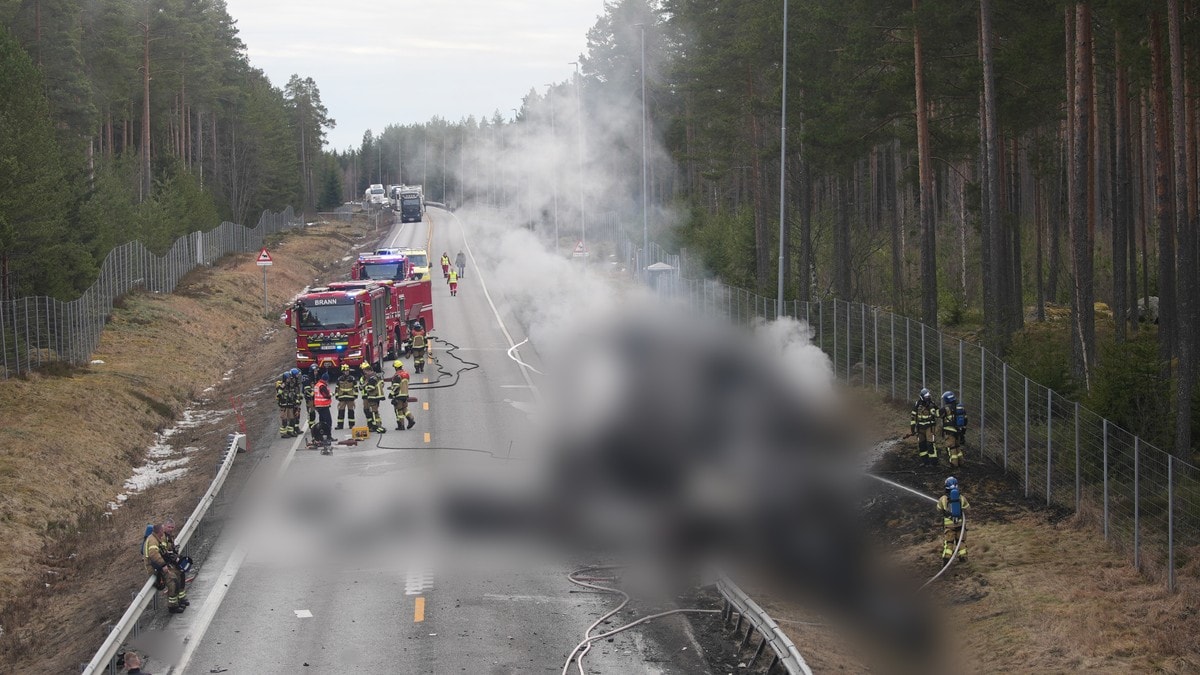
left=405, top=565, right=435, bottom=596
left=294, top=609, right=313, bottom=618
left=441, top=209, right=540, bottom=398
left=172, top=432, right=307, bottom=673
left=499, top=385, right=535, bottom=389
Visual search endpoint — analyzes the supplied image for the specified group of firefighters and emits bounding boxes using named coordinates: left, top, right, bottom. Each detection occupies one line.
left=274, top=323, right=429, bottom=444
left=909, top=387, right=972, bottom=564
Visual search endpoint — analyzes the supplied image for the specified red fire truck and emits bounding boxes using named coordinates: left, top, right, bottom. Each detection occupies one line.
left=351, top=250, right=435, bottom=336
left=285, top=283, right=398, bottom=373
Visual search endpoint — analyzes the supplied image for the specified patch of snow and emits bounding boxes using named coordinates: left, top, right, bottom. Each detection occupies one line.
left=106, top=404, right=227, bottom=512
left=340, top=255, right=352, bottom=262
left=90, top=359, right=105, bottom=365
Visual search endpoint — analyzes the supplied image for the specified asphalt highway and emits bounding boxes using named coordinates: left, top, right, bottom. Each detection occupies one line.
left=166, top=208, right=715, bottom=674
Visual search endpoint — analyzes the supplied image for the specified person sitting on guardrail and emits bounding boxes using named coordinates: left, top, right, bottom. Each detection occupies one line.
left=910, top=388, right=939, bottom=466
left=160, top=519, right=190, bottom=607
left=142, top=524, right=185, bottom=614
left=939, top=391, right=968, bottom=468
left=937, top=476, right=969, bottom=563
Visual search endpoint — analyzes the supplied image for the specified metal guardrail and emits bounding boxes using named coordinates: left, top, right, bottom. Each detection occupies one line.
left=82, top=432, right=245, bottom=675
left=715, top=574, right=813, bottom=675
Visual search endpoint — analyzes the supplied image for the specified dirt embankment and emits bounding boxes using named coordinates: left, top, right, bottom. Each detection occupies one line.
left=765, top=387, right=1200, bottom=674
left=0, top=220, right=373, bottom=671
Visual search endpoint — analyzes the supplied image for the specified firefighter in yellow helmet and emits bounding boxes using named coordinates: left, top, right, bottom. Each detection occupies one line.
left=937, top=476, right=969, bottom=563
left=389, top=361, right=416, bottom=430
left=334, top=364, right=359, bottom=430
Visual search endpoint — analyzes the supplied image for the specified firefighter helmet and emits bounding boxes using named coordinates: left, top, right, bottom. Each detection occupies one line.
left=393, top=360, right=404, bottom=370
left=919, top=388, right=932, bottom=402
left=942, top=391, right=956, bottom=406
left=341, top=364, right=351, bottom=372
left=945, top=476, right=959, bottom=492
left=290, top=368, right=300, bottom=377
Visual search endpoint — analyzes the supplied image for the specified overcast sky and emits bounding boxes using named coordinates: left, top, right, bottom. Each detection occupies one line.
left=222, top=0, right=606, bottom=151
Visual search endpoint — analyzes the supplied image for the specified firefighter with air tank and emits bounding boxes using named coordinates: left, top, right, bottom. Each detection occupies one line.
left=910, top=388, right=938, bottom=466
left=937, top=476, right=969, bottom=563
left=389, top=361, right=417, bottom=430
left=939, top=391, right=968, bottom=468
left=361, top=365, right=388, bottom=433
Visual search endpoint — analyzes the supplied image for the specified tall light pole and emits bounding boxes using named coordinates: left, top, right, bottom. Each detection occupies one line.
left=546, top=83, right=560, bottom=254
left=637, top=23, right=649, bottom=278
left=570, top=61, right=586, bottom=261
left=776, top=0, right=789, bottom=317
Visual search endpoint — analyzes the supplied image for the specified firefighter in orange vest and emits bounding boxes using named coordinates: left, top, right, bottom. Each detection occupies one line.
left=313, top=373, right=333, bottom=443
left=389, top=361, right=416, bottom=430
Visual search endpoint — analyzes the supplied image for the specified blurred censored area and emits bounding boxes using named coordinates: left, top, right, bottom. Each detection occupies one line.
left=455, top=298, right=934, bottom=667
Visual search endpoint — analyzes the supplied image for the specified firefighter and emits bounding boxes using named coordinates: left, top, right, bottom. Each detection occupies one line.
left=410, top=327, right=428, bottom=374
left=302, top=365, right=317, bottom=430
left=440, top=252, right=451, bottom=279
left=275, top=374, right=291, bottom=438
left=455, top=250, right=466, bottom=278
left=286, top=368, right=304, bottom=437
left=910, top=388, right=939, bottom=466
left=389, top=360, right=417, bottom=430
left=334, top=364, right=359, bottom=430
left=937, top=476, right=969, bottom=563
left=161, top=518, right=190, bottom=607
left=312, top=373, right=334, bottom=446
left=361, top=365, right=387, bottom=433
left=448, top=268, right=459, bottom=296
left=939, top=391, right=968, bottom=468
left=143, top=524, right=184, bottom=613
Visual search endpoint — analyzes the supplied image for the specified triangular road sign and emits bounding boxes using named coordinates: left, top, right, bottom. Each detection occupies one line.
left=572, top=241, right=587, bottom=258
left=256, top=248, right=274, bottom=266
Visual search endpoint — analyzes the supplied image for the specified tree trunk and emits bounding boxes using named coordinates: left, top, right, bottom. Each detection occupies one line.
left=746, top=66, right=767, bottom=291
left=1168, top=0, right=1194, bottom=458
left=1069, top=3, right=1096, bottom=390
left=913, top=0, right=937, bottom=327
left=1113, top=38, right=1130, bottom=343
left=1035, top=176, right=1046, bottom=321
left=834, top=175, right=852, bottom=299
left=141, top=18, right=152, bottom=201
left=1151, top=12, right=1177, bottom=378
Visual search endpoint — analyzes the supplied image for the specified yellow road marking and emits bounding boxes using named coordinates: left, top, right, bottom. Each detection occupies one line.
left=423, top=432, right=431, bottom=444
left=414, top=596, right=425, bottom=622
left=422, top=402, right=429, bottom=411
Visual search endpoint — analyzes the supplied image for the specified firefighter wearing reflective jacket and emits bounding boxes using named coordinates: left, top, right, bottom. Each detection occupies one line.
left=143, top=524, right=184, bottom=613
left=361, top=366, right=387, bottom=433
left=302, top=366, right=317, bottom=430
left=334, top=364, right=359, bottom=430
left=313, top=374, right=333, bottom=444
left=410, top=329, right=428, bottom=374
left=939, top=391, right=968, bottom=468
left=275, top=375, right=290, bottom=438
left=911, top=388, right=939, bottom=466
left=285, top=368, right=303, bottom=436
left=937, top=476, right=969, bottom=563
left=389, top=361, right=416, bottom=430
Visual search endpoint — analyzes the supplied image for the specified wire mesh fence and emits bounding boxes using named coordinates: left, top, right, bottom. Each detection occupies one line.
left=653, top=275, right=1196, bottom=591
left=1, top=207, right=297, bottom=378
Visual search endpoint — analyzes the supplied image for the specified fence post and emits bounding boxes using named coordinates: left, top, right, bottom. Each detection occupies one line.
left=833, top=299, right=838, bottom=379
left=1168, top=454, right=1175, bottom=593
left=958, top=339, right=964, bottom=403
left=1024, top=377, right=1030, bottom=497
left=979, top=348, right=986, bottom=459
left=1046, top=389, right=1053, bottom=506
left=873, top=307, right=879, bottom=392
left=1102, top=418, right=1109, bottom=540
left=938, top=331, right=944, bottom=399
left=1002, top=363, right=1008, bottom=471
left=890, top=312, right=896, bottom=400
left=1133, top=437, right=1140, bottom=570
left=905, top=317, right=911, bottom=399
left=1074, top=401, right=1080, bottom=513
left=818, top=301, right=824, bottom=351
left=920, top=322, right=926, bottom=388
left=846, top=301, right=852, bottom=381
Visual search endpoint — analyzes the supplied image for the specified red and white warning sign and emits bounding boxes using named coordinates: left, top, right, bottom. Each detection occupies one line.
left=256, top=248, right=274, bottom=266
left=571, top=241, right=588, bottom=258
